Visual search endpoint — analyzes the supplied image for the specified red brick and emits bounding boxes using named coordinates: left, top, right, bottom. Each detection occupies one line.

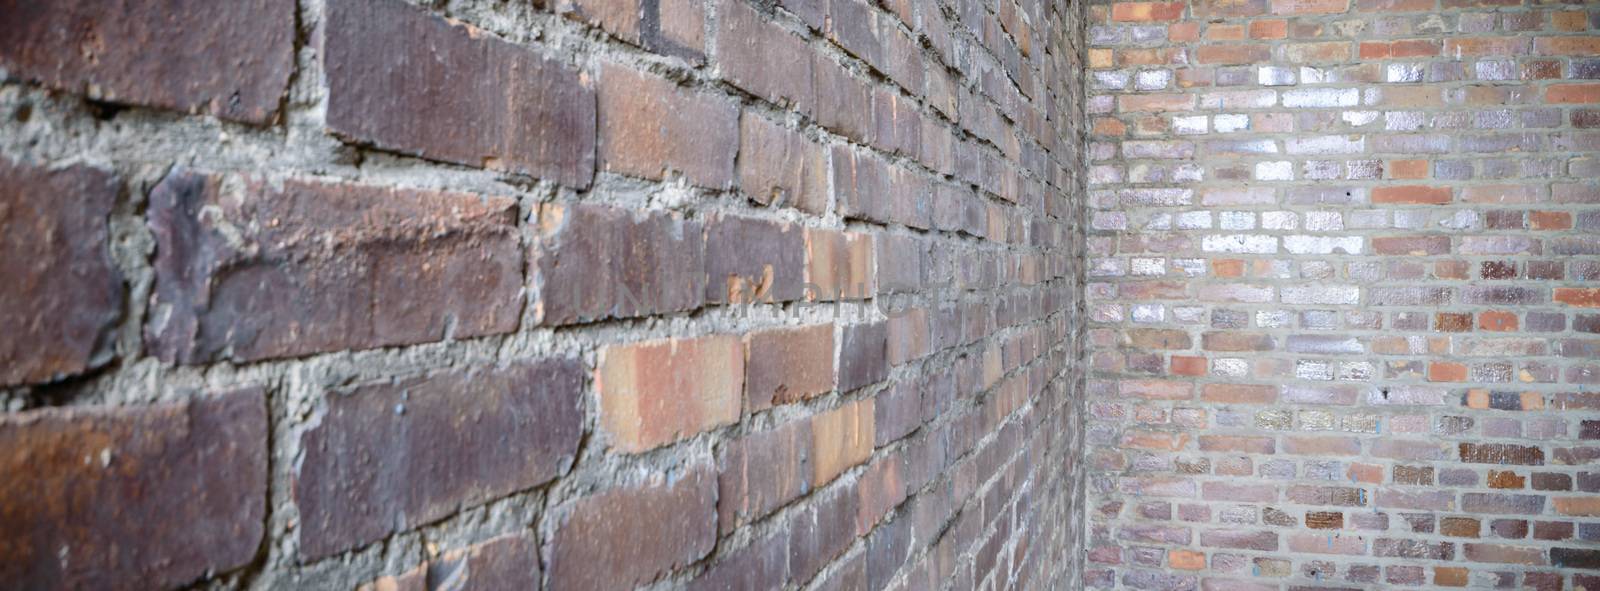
left=717, top=0, right=813, bottom=110
left=1373, top=185, right=1452, bottom=205
left=738, top=113, right=828, bottom=214
left=1171, top=356, right=1208, bottom=376
left=599, top=63, right=738, bottom=188
left=0, top=0, right=292, bottom=124
left=0, top=390, right=266, bottom=589
left=1112, top=2, right=1185, bottom=21
left=535, top=203, right=706, bottom=324
left=358, top=534, right=539, bottom=591
left=1283, top=436, right=1361, bottom=456
left=1201, top=383, right=1277, bottom=404
left=1127, top=328, right=1192, bottom=350
left=1548, top=84, right=1600, bottom=104
left=744, top=324, right=835, bottom=410
left=1536, top=36, right=1600, bottom=56
left=787, top=483, right=859, bottom=584
left=557, top=0, right=705, bottom=61
left=1556, top=288, right=1600, bottom=308
left=1202, top=331, right=1276, bottom=351
left=811, top=399, right=875, bottom=486
left=547, top=464, right=718, bottom=589
left=812, top=57, right=873, bottom=141
left=297, top=361, right=583, bottom=558
left=1554, top=496, right=1600, bottom=516
left=717, top=420, right=812, bottom=534
left=147, top=171, right=522, bottom=364
left=704, top=213, right=805, bottom=304
left=856, top=455, right=905, bottom=533
left=1373, top=235, right=1452, bottom=256
left=327, top=0, right=595, bottom=186
left=1249, top=19, right=1288, bottom=39
left=1199, top=435, right=1276, bottom=454
left=1479, top=311, right=1518, bottom=332
left=598, top=335, right=743, bottom=452
left=1196, top=44, right=1272, bottom=65
left=0, top=160, right=123, bottom=387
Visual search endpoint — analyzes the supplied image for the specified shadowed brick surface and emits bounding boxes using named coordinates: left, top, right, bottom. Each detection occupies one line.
left=0, top=0, right=1087, bottom=587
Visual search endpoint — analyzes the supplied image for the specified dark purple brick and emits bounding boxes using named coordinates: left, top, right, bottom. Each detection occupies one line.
left=548, top=464, right=718, bottom=589
left=0, top=390, right=267, bottom=589
left=147, top=170, right=523, bottom=364
left=535, top=202, right=706, bottom=325
left=839, top=321, right=889, bottom=391
left=0, top=159, right=123, bottom=387
left=326, top=0, right=595, bottom=186
left=296, top=360, right=583, bottom=559
left=0, top=0, right=292, bottom=123
left=703, top=214, right=805, bottom=304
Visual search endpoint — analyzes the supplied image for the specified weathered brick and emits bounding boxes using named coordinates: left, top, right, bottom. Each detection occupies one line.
left=0, top=0, right=292, bottom=124
left=838, top=321, right=888, bottom=392
left=557, top=0, right=704, bottom=61
left=327, top=0, right=594, bottom=186
left=718, top=420, right=812, bottom=534
left=547, top=464, right=717, bottom=589
left=535, top=203, right=705, bottom=325
left=297, top=361, right=582, bottom=558
left=1459, top=442, right=1545, bottom=465
left=738, top=113, right=828, bottom=214
left=811, top=399, right=874, bottom=486
left=704, top=214, right=804, bottom=304
left=0, top=390, right=266, bottom=588
left=147, top=171, right=522, bottom=364
left=0, top=160, right=123, bottom=387
left=597, top=335, right=743, bottom=452
left=358, top=534, right=539, bottom=591
left=717, top=0, right=813, bottom=110
left=744, top=324, right=835, bottom=410
left=598, top=63, right=738, bottom=188
left=806, top=228, right=876, bottom=301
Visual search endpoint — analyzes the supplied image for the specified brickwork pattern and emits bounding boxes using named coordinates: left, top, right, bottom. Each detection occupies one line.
left=0, top=0, right=1087, bottom=589
left=1086, top=1, right=1600, bottom=590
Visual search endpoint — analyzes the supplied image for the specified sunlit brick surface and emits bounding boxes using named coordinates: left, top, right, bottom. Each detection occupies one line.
left=1086, top=1, right=1600, bottom=589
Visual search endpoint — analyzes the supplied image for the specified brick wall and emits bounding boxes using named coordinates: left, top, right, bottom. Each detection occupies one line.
left=1086, top=1, right=1600, bottom=590
left=0, top=0, right=1087, bottom=589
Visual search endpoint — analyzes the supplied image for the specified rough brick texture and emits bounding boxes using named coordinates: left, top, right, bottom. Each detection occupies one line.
left=0, top=0, right=1085, bottom=588
left=1088, top=1, right=1600, bottom=590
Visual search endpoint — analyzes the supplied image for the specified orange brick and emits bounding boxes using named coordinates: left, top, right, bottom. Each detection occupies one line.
left=1548, top=83, right=1600, bottom=104
left=1347, top=463, right=1383, bottom=484
left=1392, top=39, right=1440, bottom=57
left=1171, top=355, right=1208, bottom=376
left=1112, top=1, right=1185, bottom=21
left=1272, top=0, right=1348, bottom=14
left=1554, top=12, right=1590, bottom=32
left=1093, top=117, right=1127, bottom=137
left=598, top=335, right=744, bottom=452
left=1249, top=19, right=1288, bottom=39
left=1556, top=288, right=1600, bottom=308
left=1089, top=48, right=1114, bottom=68
left=810, top=398, right=875, bottom=486
left=1429, top=362, right=1468, bottom=383
left=1168, top=22, right=1200, bottom=42
left=1435, top=567, right=1469, bottom=587
left=1554, top=496, right=1600, bottom=516
left=1373, top=185, right=1452, bottom=205
left=1207, top=24, right=1246, bottom=41
left=1389, top=159, right=1428, bottom=179
left=1478, top=311, right=1518, bottom=332
left=1122, top=430, right=1190, bottom=451
left=1530, top=211, right=1572, bottom=230
left=1169, top=550, right=1206, bottom=570
left=1212, top=259, right=1245, bottom=277
left=805, top=228, right=875, bottom=301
